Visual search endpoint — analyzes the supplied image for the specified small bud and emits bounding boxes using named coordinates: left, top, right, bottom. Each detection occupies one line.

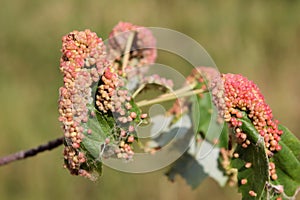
left=235, top=128, right=241, bottom=133
left=104, top=69, right=113, bottom=79
left=130, top=112, right=137, bottom=119
left=249, top=190, right=257, bottom=197
left=127, top=135, right=135, bottom=143
left=119, top=141, right=125, bottom=147
left=270, top=140, right=277, bottom=147
left=236, top=111, right=243, bottom=118
left=233, top=153, right=239, bottom=158
left=271, top=174, right=278, bottom=180
left=128, top=125, right=135, bottom=132
left=241, top=179, right=247, bottom=185
left=120, top=129, right=126, bottom=137
left=269, top=162, right=275, bottom=169
left=141, top=113, right=148, bottom=119
left=72, top=143, right=80, bottom=149
left=245, top=162, right=252, bottom=168
left=275, top=145, right=282, bottom=151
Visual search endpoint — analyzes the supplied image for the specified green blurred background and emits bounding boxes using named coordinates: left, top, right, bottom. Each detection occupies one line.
left=0, top=0, right=299, bottom=199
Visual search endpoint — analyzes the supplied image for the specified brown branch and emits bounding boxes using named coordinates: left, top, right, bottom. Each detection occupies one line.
left=0, top=137, right=64, bottom=166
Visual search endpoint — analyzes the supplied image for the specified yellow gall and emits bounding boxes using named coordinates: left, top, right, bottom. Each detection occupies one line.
left=119, top=141, right=125, bottom=147
left=233, top=153, right=239, bottom=158
left=70, top=132, right=77, bottom=137
left=271, top=174, right=278, bottom=180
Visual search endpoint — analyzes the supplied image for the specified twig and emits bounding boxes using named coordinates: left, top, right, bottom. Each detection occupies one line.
left=0, top=137, right=64, bottom=166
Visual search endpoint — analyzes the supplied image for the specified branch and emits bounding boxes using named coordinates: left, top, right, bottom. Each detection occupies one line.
left=0, top=137, right=64, bottom=166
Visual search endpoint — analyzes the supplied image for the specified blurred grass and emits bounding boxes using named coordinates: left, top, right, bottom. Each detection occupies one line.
left=0, top=0, right=299, bottom=199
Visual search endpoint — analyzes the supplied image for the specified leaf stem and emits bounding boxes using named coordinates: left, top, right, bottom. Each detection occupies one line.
left=132, top=83, right=146, bottom=98
left=136, top=88, right=206, bottom=107
left=122, top=31, right=136, bottom=75
left=159, top=84, right=196, bottom=98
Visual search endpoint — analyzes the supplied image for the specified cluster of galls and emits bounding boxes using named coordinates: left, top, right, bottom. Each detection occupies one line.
left=95, top=67, right=147, bottom=159
left=95, top=67, right=119, bottom=113
left=220, top=73, right=283, bottom=157
left=108, top=21, right=157, bottom=78
left=212, top=73, right=283, bottom=187
left=184, top=67, right=284, bottom=195
left=210, top=72, right=284, bottom=196
left=269, top=162, right=278, bottom=181
left=59, top=29, right=107, bottom=178
left=59, top=22, right=157, bottom=179
left=190, top=68, right=283, bottom=156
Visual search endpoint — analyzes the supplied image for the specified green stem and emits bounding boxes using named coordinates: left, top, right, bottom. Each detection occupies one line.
left=122, top=31, right=136, bottom=76
left=159, top=84, right=196, bottom=98
left=133, top=82, right=196, bottom=100
left=132, top=83, right=146, bottom=98
left=136, top=88, right=206, bottom=108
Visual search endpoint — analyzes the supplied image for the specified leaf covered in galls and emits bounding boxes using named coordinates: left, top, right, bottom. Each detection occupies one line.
left=231, top=141, right=270, bottom=200
left=58, top=23, right=156, bottom=180
left=270, top=124, right=300, bottom=198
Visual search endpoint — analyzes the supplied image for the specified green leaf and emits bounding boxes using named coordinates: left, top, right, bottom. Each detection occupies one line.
left=234, top=116, right=300, bottom=199
left=80, top=149, right=102, bottom=177
left=233, top=112, right=270, bottom=199
left=238, top=113, right=260, bottom=143
left=192, top=93, right=212, bottom=135
left=129, top=98, right=142, bottom=123
left=218, top=124, right=229, bottom=149
left=166, top=153, right=208, bottom=189
left=191, top=93, right=228, bottom=148
left=145, top=114, right=191, bottom=152
left=166, top=139, right=228, bottom=189
left=155, top=114, right=191, bottom=147
left=148, top=113, right=212, bottom=188
left=79, top=105, right=116, bottom=177
left=271, top=124, right=300, bottom=197
left=188, top=140, right=228, bottom=186
left=231, top=142, right=269, bottom=200
left=278, top=124, right=300, bottom=160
